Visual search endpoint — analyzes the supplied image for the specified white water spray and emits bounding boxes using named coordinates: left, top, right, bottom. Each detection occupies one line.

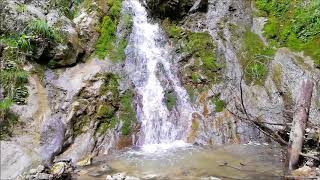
left=124, top=0, right=193, bottom=147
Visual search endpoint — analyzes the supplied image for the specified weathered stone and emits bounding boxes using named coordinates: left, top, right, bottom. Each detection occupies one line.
left=76, top=156, right=92, bottom=167
left=106, top=173, right=126, bottom=180
left=45, top=10, right=83, bottom=67
left=0, top=141, right=39, bottom=180
left=0, top=0, right=45, bottom=34
left=50, top=162, right=66, bottom=176
left=73, top=9, right=100, bottom=54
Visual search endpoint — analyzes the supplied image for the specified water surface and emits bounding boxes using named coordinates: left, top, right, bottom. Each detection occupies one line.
left=77, top=143, right=284, bottom=179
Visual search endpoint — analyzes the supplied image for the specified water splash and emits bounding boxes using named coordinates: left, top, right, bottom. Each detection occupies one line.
left=124, top=0, right=193, bottom=145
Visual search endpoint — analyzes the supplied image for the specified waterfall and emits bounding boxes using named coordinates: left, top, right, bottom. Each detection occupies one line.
left=123, top=0, right=193, bottom=146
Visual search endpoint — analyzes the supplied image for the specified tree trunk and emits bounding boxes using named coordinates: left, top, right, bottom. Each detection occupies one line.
left=287, top=79, right=314, bottom=171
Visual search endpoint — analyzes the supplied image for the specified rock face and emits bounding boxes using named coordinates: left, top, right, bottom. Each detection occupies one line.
left=0, top=0, right=83, bottom=68
left=0, top=0, right=46, bottom=34
left=145, top=0, right=199, bottom=19
left=159, top=0, right=320, bottom=145
left=45, top=10, right=83, bottom=67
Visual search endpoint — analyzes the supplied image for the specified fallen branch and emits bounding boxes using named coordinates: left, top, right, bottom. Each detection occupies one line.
left=287, top=79, right=314, bottom=171
left=239, top=74, right=288, bottom=145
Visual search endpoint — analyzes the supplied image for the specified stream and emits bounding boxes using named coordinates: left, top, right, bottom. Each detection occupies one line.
left=78, top=0, right=284, bottom=179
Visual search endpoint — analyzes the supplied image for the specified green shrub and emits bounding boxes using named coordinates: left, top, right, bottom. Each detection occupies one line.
left=26, top=19, right=62, bottom=42
left=255, top=0, right=320, bottom=67
left=16, top=4, right=27, bottom=13
left=0, top=98, right=13, bottom=111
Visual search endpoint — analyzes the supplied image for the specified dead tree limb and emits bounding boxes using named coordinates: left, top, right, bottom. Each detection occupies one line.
left=287, top=79, right=314, bottom=171
left=239, top=74, right=288, bottom=145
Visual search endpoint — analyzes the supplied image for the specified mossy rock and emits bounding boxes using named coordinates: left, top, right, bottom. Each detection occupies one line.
left=97, top=104, right=115, bottom=119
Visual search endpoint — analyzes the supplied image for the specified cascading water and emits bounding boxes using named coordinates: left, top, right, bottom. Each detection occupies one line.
left=123, top=0, right=193, bottom=146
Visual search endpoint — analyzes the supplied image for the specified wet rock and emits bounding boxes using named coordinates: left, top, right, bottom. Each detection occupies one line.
left=40, top=116, right=66, bottom=166
left=188, top=0, right=208, bottom=14
left=29, top=168, right=37, bottom=174
left=50, top=162, right=66, bottom=176
left=291, top=166, right=317, bottom=177
left=76, top=156, right=92, bottom=167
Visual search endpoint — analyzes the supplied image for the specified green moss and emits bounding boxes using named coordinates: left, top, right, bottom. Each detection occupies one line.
left=49, top=0, right=80, bottom=19
left=162, top=19, right=184, bottom=40
left=119, top=90, right=136, bottom=136
left=255, top=0, right=320, bottom=67
left=263, top=16, right=279, bottom=39
left=164, top=91, right=177, bottom=111
left=97, top=104, right=115, bottom=119
left=95, top=0, right=132, bottom=62
left=73, top=115, right=90, bottom=136
left=191, top=72, right=199, bottom=83
left=213, top=96, right=225, bottom=113
left=240, top=30, right=274, bottom=85
left=95, top=16, right=117, bottom=59
left=99, top=73, right=119, bottom=96
left=96, top=117, right=117, bottom=134
left=186, top=84, right=196, bottom=103
left=272, top=64, right=282, bottom=90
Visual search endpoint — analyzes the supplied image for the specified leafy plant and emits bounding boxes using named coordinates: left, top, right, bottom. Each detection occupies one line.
left=255, top=0, right=320, bottom=67
left=26, top=19, right=62, bottom=42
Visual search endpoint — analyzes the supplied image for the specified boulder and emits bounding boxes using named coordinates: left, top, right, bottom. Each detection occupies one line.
left=0, top=0, right=45, bottom=34
left=45, top=10, right=83, bottom=67
left=0, top=141, right=39, bottom=179
left=73, top=9, right=100, bottom=54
